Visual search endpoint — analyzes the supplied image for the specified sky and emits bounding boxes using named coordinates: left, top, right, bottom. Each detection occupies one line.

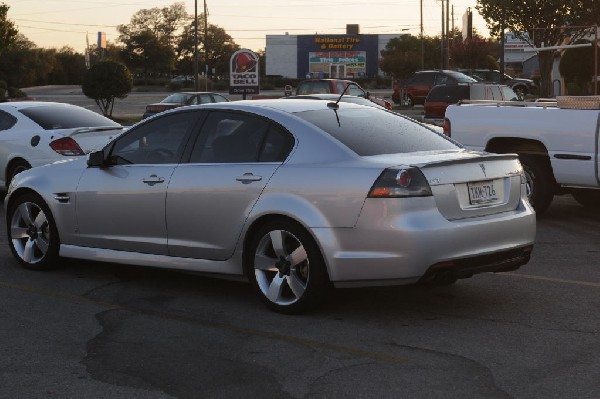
left=6, top=0, right=490, bottom=53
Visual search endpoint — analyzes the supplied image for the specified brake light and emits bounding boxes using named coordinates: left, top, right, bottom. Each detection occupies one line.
left=443, top=118, right=451, bottom=137
left=368, top=167, right=432, bottom=198
left=49, top=137, right=84, bottom=156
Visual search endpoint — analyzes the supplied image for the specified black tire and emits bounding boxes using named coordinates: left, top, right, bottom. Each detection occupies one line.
left=7, top=193, right=60, bottom=271
left=512, top=85, right=528, bottom=98
left=246, top=220, right=330, bottom=314
left=571, top=189, right=600, bottom=209
left=401, top=94, right=414, bottom=107
left=6, top=160, right=31, bottom=188
left=519, top=154, right=555, bottom=216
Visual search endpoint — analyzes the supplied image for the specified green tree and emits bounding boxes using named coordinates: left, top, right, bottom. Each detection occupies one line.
left=177, top=15, right=240, bottom=78
left=0, top=3, right=18, bottom=57
left=559, top=40, right=600, bottom=94
left=82, top=61, right=133, bottom=117
left=379, top=35, right=441, bottom=80
left=117, top=3, right=187, bottom=78
left=476, top=0, right=600, bottom=97
left=450, top=35, right=500, bottom=69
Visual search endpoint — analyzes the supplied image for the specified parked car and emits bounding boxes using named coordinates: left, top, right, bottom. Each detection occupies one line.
left=5, top=100, right=535, bottom=313
left=424, top=83, right=519, bottom=125
left=296, top=79, right=392, bottom=110
left=458, top=69, right=537, bottom=97
left=0, top=101, right=124, bottom=189
left=283, top=94, right=387, bottom=109
left=395, top=70, right=477, bottom=107
left=143, top=92, right=230, bottom=119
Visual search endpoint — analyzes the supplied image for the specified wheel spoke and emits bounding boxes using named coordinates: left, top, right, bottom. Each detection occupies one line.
left=254, top=253, right=278, bottom=271
left=34, top=236, right=49, bottom=256
left=269, top=230, right=286, bottom=258
left=288, top=245, right=307, bottom=267
left=22, top=239, right=35, bottom=263
left=286, top=273, right=306, bottom=299
left=33, top=211, right=48, bottom=230
left=266, top=274, right=285, bottom=302
left=17, top=203, right=35, bottom=226
left=10, top=226, right=29, bottom=239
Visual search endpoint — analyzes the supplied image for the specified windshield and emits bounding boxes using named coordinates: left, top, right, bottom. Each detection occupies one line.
left=296, top=107, right=458, bottom=156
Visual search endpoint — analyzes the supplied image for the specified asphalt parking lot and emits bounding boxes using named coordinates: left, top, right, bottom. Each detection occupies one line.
left=1, top=194, right=599, bottom=398
left=1, top=88, right=598, bottom=398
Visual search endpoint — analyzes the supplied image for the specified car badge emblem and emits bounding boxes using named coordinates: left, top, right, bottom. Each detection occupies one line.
left=479, top=163, right=487, bottom=177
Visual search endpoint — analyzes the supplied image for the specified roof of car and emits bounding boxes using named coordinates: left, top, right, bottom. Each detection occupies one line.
left=181, top=98, right=371, bottom=114
left=0, top=101, right=85, bottom=110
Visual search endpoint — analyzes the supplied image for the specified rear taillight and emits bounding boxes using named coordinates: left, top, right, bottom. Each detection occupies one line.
left=49, top=137, right=84, bottom=156
left=443, top=118, right=451, bottom=137
left=368, top=167, right=432, bottom=198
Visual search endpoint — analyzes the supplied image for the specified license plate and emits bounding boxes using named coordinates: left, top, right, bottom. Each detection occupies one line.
left=468, top=180, right=499, bottom=205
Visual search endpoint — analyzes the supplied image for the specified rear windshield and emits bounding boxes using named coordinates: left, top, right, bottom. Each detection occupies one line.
left=296, top=107, right=458, bottom=156
left=19, top=105, right=121, bottom=130
left=161, top=93, right=193, bottom=104
left=297, top=82, right=331, bottom=95
left=427, top=86, right=469, bottom=102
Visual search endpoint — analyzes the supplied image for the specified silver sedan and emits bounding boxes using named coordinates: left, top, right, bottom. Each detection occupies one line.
left=5, top=100, right=536, bottom=313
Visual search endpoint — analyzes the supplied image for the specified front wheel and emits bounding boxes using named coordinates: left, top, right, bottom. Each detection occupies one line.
left=7, top=193, right=60, bottom=270
left=519, top=154, right=555, bottom=216
left=401, top=94, right=414, bottom=107
left=246, top=220, right=330, bottom=314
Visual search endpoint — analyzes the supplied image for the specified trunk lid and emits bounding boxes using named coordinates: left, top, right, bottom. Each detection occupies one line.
left=367, top=150, right=525, bottom=220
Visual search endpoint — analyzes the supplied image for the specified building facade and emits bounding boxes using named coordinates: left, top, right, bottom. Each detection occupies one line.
left=265, top=33, right=407, bottom=79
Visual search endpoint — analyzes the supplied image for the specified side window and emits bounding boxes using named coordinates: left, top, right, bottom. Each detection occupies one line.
left=189, top=111, right=270, bottom=163
left=0, top=110, right=17, bottom=131
left=490, top=86, right=502, bottom=100
left=436, top=74, right=450, bottom=85
left=259, top=125, right=295, bottom=162
left=416, top=73, right=435, bottom=85
left=347, top=84, right=366, bottom=97
left=109, top=111, right=197, bottom=165
left=336, top=82, right=347, bottom=93
left=198, top=94, right=212, bottom=104
left=211, top=94, right=229, bottom=103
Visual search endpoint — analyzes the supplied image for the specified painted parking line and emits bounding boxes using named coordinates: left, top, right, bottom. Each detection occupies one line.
left=504, top=273, right=600, bottom=288
left=0, top=280, right=410, bottom=364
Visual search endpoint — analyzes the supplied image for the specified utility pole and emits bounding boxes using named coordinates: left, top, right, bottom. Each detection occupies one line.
left=445, top=0, right=450, bottom=69
left=441, top=1, right=445, bottom=69
left=194, top=0, right=198, bottom=91
left=420, top=0, right=424, bottom=69
left=204, top=0, right=208, bottom=91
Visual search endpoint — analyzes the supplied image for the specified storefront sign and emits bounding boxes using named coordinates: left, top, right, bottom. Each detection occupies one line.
left=229, top=49, right=260, bottom=96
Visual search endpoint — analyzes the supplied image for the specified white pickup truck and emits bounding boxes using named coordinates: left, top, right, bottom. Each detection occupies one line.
left=444, top=96, right=600, bottom=215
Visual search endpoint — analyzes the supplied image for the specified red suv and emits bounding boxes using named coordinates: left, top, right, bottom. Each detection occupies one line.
left=395, top=70, right=477, bottom=107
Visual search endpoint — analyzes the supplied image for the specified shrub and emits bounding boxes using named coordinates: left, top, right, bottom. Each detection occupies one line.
left=82, top=61, right=132, bottom=116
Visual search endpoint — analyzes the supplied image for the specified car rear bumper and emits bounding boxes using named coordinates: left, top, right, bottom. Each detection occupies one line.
left=312, top=196, right=536, bottom=287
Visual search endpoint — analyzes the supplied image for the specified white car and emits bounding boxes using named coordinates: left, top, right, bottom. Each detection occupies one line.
left=0, top=101, right=125, bottom=189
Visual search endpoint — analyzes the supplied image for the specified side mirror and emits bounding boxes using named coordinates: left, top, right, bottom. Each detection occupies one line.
left=87, top=150, right=106, bottom=167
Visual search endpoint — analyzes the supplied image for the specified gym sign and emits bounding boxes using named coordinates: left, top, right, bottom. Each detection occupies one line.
left=229, top=49, right=260, bottom=97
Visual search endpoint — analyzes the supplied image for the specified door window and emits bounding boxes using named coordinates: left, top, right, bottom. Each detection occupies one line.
left=109, top=111, right=198, bottom=165
left=189, top=111, right=293, bottom=163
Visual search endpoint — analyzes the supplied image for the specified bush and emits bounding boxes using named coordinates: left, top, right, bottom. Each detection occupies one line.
left=83, top=61, right=132, bottom=116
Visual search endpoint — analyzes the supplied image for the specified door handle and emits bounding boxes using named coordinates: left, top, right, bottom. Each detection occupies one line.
left=236, top=173, right=262, bottom=184
left=143, top=174, right=165, bottom=186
